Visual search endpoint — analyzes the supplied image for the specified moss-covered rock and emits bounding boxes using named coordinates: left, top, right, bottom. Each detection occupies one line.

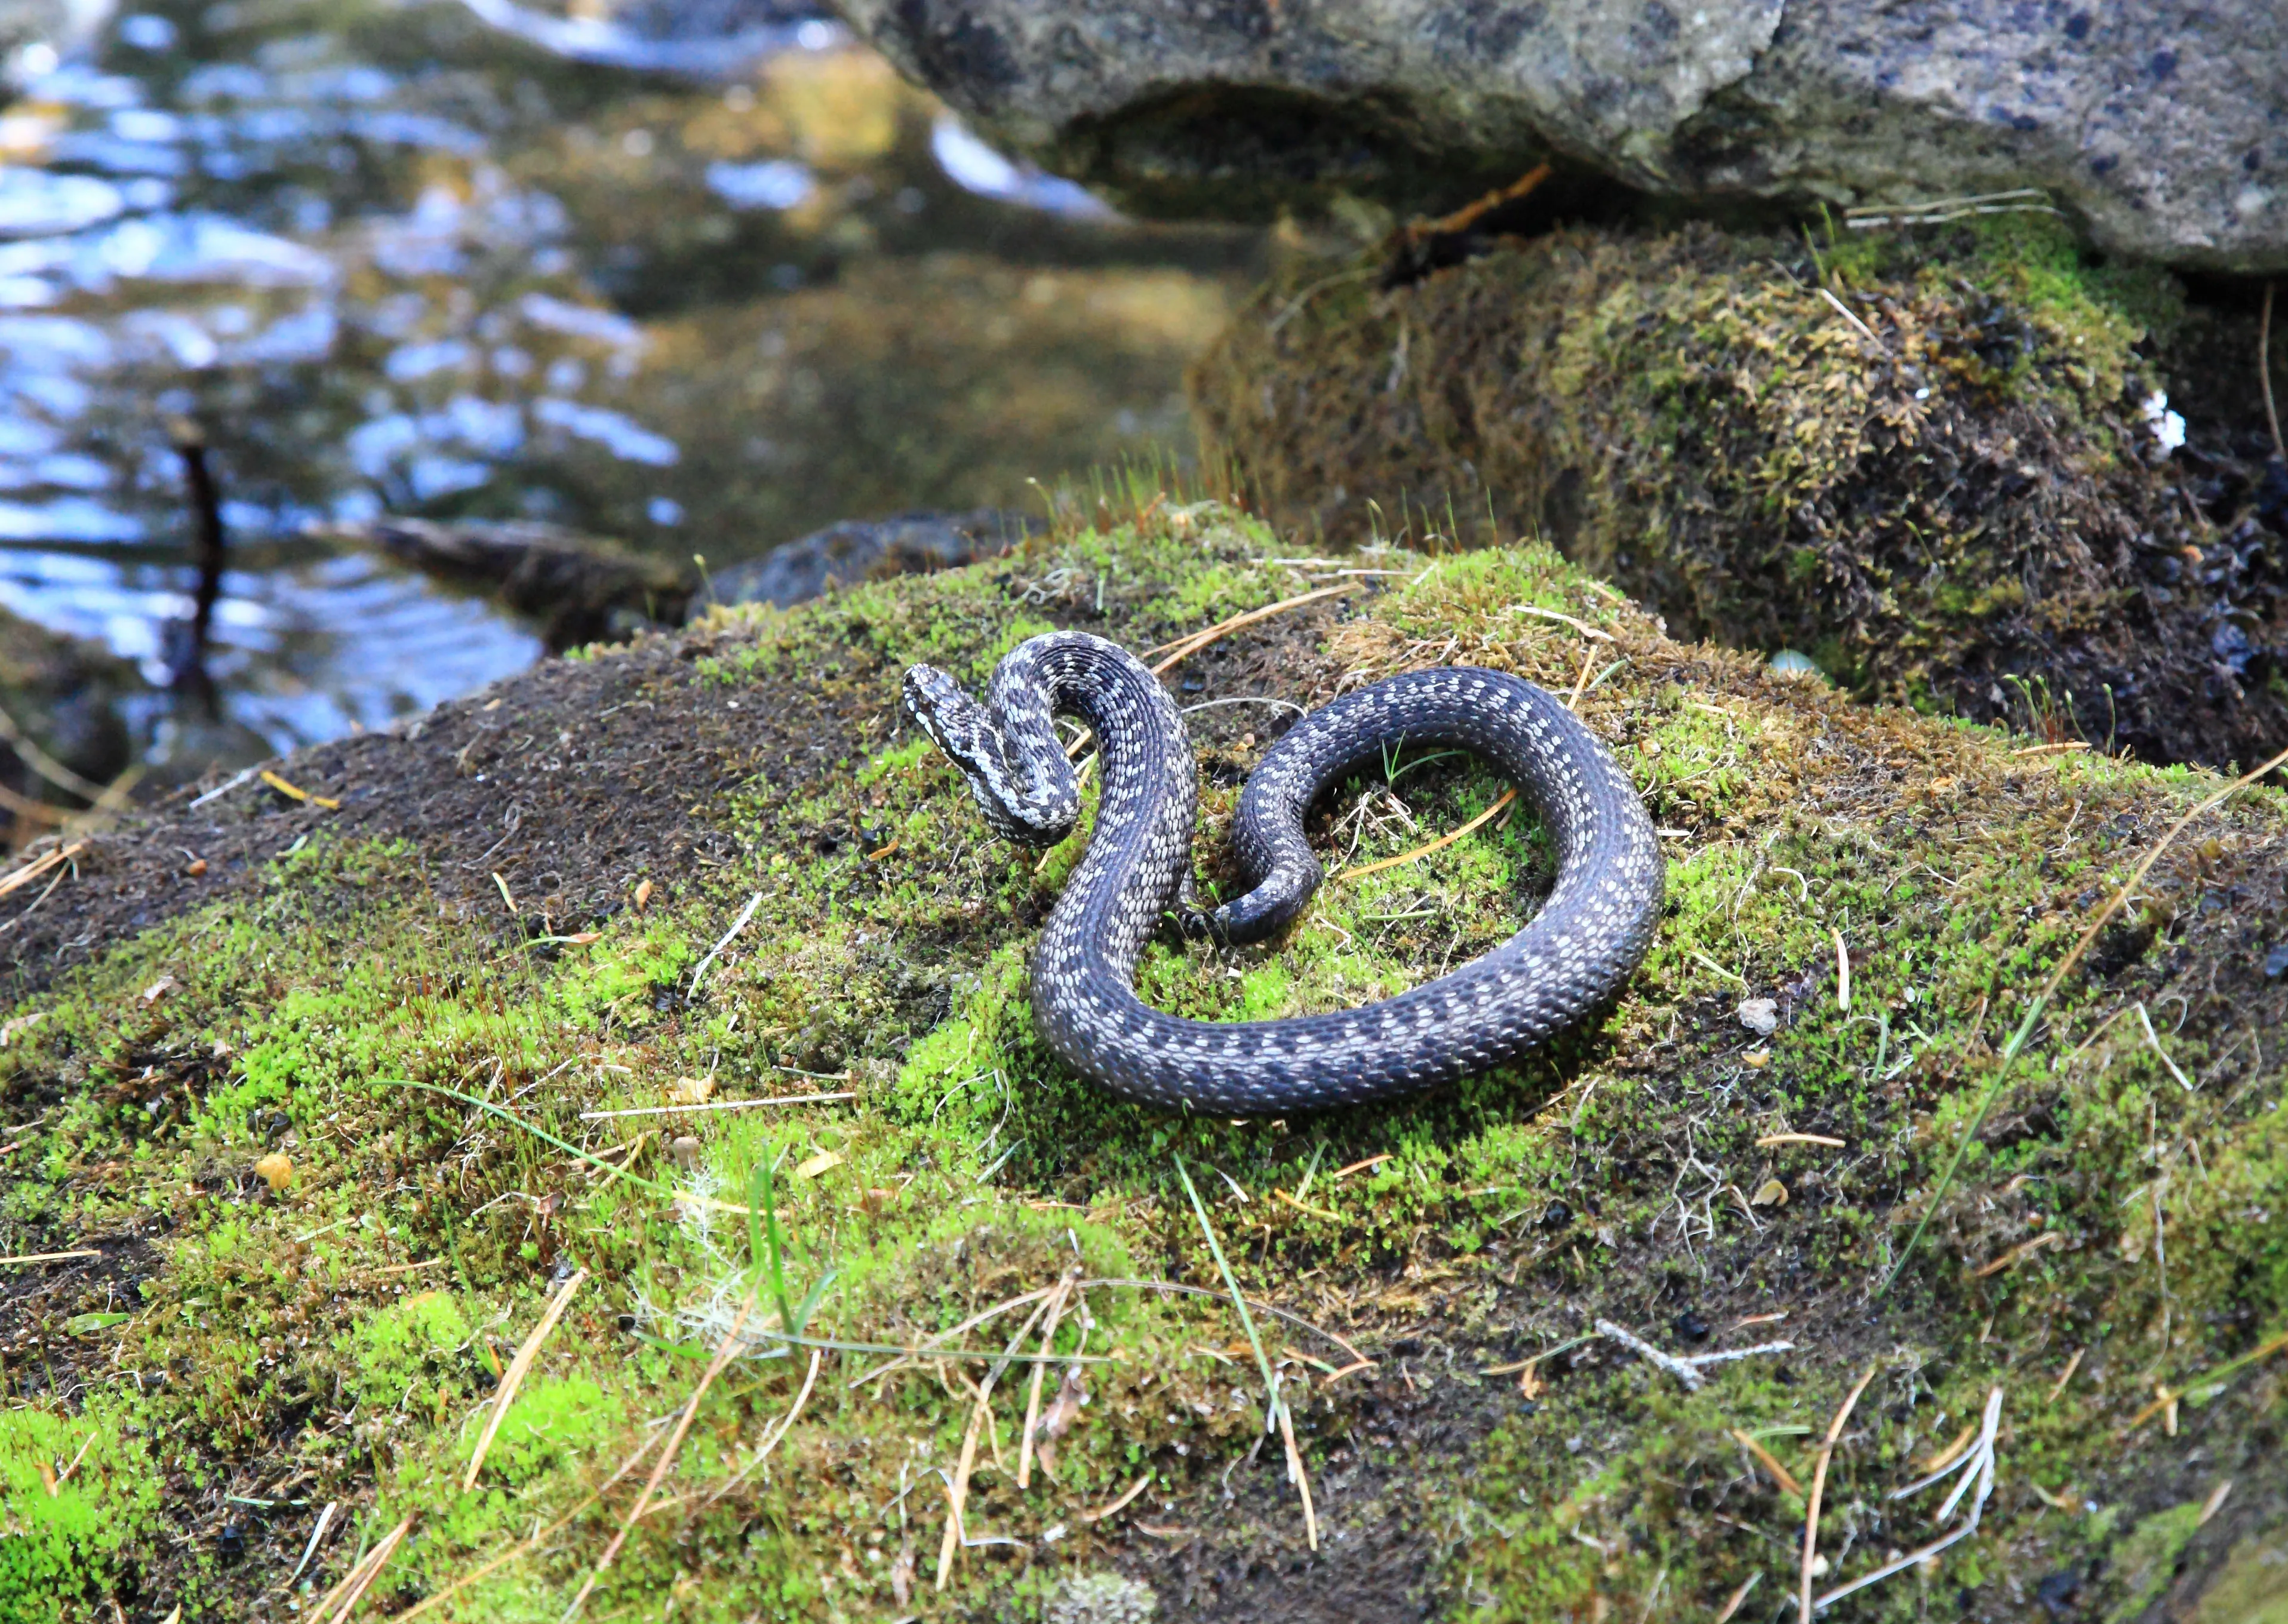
left=0, top=505, right=2283, bottom=1620
left=1191, top=217, right=2288, bottom=772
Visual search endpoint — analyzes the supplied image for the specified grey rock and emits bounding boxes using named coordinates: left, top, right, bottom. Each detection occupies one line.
left=694, top=508, right=1041, bottom=611
left=835, top=0, right=2288, bottom=270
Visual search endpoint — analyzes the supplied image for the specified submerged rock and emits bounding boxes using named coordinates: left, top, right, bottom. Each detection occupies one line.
left=839, top=0, right=2288, bottom=270
left=692, top=508, right=1040, bottom=611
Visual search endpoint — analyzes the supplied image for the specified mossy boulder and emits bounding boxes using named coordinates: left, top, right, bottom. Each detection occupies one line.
left=1191, top=216, right=2288, bottom=771
left=0, top=505, right=2284, bottom=1620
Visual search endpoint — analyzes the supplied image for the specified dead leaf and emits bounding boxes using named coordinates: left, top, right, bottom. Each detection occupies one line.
left=633, top=878, right=653, bottom=911
left=1750, top=1178, right=1788, bottom=1207
left=254, top=1152, right=293, bottom=1192
left=140, top=976, right=176, bottom=1004
left=1737, top=998, right=1779, bottom=1036
left=890, top=1535, right=915, bottom=1607
left=1033, top=1366, right=1087, bottom=1477
left=794, top=1151, right=842, bottom=1180
left=671, top=1075, right=716, bottom=1106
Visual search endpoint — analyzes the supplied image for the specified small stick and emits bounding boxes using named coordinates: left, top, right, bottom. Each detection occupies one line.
left=465, top=1268, right=587, bottom=1492
left=687, top=891, right=763, bottom=1001
left=1832, top=928, right=1850, bottom=1013
left=1596, top=1318, right=1706, bottom=1391
left=1337, top=790, right=1516, bottom=882
left=1800, top=1365, right=1879, bottom=1624
left=1018, top=1272, right=1076, bottom=1488
left=578, top=1091, right=855, bottom=1121
left=1969, top=1230, right=2065, bottom=1279
left=1683, top=1340, right=1795, bottom=1372
left=1917, top=1422, right=1978, bottom=1477
left=1566, top=642, right=1598, bottom=710
left=1816, top=286, right=1881, bottom=346
left=1757, top=1134, right=1846, bottom=1149
left=0, top=1249, right=99, bottom=1266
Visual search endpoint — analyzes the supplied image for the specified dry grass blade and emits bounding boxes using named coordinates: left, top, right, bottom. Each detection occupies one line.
left=1800, top=1365, right=1879, bottom=1623
left=936, top=1289, right=1056, bottom=1590
left=0, top=1249, right=99, bottom=1266
left=1970, top=1230, right=2065, bottom=1278
left=1732, top=1429, right=1803, bottom=1495
left=310, top=1515, right=414, bottom=1624
left=1081, top=1472, right=1154, bottom=1524
left=1884, top=741, right=2288, bottom=1294
left=561, top=1297, right=755, bottom=1622
left=847, top=1283, right=1059, bottom=1388
left=704, top=1345, right=823, bottom=1508
left=577, top=1091, right=856, bottom=1121
left=1145, top=583, right=1356, bottom=675
left=1275, top=1392, right=1320, bottom=1550
left=465, top=1268, right=587, bottom=1492
left=1337, top=789, right=1516, bottom=882
left=1714, top=1570, right=1761, bottom=1624
left=0, top=841, right=86, bottom=902
left=1509, top=602, right=1614, bottom=642
left=397, top=1431, right=665, bottom=1622
left=1017, top=1271, right=1076, bottom=1489
left=326, top=1516, right=413, bottom=1622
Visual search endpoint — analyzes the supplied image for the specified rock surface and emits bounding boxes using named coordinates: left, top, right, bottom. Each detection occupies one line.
left=1190, top=219, right=2288, bottom=770
left=837, top=0, right=2288, bottom=270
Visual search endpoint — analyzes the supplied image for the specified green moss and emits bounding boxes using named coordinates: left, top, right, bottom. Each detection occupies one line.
left=1, top=505, right=2283, bottom=1619
left=0, top=1400, right=162, bottom=1620
left=1191, top=221, right=2283, bottom=770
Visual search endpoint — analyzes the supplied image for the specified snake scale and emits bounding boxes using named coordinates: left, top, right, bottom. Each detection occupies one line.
left=903, top=630, right=1663, bottom=1113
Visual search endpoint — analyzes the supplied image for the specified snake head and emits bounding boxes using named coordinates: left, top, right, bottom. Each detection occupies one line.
left=902, top=663, right=1079, bottom=847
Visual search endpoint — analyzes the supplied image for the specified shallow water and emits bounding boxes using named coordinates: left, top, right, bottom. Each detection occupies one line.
left=0, top=0, right=1257, bottom=758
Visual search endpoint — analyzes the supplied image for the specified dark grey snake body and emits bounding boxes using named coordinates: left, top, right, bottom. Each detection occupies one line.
left=902, top=631, right=1662, bottom=1114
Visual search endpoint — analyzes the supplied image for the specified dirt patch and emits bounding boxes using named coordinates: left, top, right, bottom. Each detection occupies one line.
left=0, top=623, right=866, bottom=1005
left=1192, top=217, right=2288, bottom=772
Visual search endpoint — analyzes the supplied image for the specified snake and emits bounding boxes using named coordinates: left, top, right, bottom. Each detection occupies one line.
left=902, top=630, right=1663, bottom=1114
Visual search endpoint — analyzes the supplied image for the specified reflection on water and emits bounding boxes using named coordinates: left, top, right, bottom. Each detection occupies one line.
left=0, top=0, right=1257, bottom=768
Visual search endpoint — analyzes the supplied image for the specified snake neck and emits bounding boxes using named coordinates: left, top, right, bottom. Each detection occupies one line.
left=1013, top=633, right=1198, bottom=978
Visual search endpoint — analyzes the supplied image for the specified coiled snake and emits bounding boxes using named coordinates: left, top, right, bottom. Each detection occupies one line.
left=903, top=630, right=1662, bottom=1113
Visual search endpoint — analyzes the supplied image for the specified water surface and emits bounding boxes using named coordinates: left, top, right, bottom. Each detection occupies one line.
left=0, top=0, right=1256, bottom=758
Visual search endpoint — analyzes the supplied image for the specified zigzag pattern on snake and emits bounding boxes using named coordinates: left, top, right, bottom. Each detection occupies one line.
left=902, top=630, right=1663, bottom=1114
